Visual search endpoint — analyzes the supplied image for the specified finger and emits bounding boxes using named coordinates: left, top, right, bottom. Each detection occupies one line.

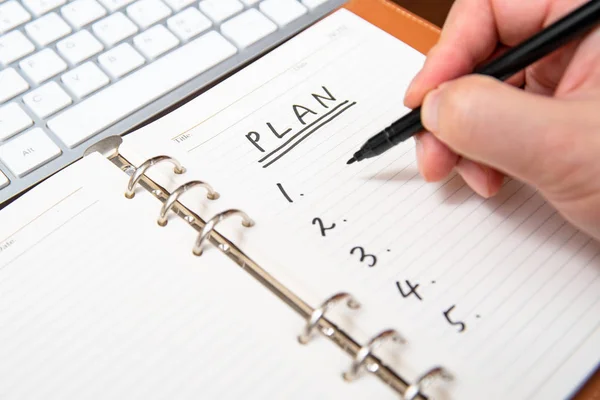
left=415, top=131, right=459, bottom=182
left=507, top=70, right=526, bottom=89
left=420, top=74, right=595, bottom=190
left=404, top=0, right=589, bottom=108
left=556, top=26, right=600, bottom=97
left=455, top=158, right=505, bottom=198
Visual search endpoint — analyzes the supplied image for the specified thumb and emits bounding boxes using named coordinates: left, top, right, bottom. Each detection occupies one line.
left=420, top=75, right=591, bottom=191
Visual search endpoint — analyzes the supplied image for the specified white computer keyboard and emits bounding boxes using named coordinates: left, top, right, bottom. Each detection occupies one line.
left=0, top=0, right=343, bottom=205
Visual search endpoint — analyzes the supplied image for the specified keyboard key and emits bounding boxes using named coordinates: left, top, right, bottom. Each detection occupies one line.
left=98, top=42, right=145, bottom=78
left=199, top=0, right=242, bottom=23
left=259, top=0, right=306, bottom=27
left=301, top=0, right=329, bottom=9
left=0, top=68, right=29, bottom=103
left=0, top=31, right=35, bottom=65
left=23, top=0, right=67, bottom=16
left=0, top=170, right=8, bottom=189
left=126, top=0, right=171, bottom=29
left=97, top=0, right=135, bottom=11
left=0, top=128, right=62, bottom=177
left=133, top=24, right=178, bottom=59
left=163, top=0, right=195, bottom=12
left=61, top=62, right=109, bottom=98
left=57, top=30, right=104, bottom=65
left=23, top=81, right=72, bottom=119
left=24, top=12, right=72, bottom=46
left=220, top=9, right=276, bottom=49
left=92, top=12, right=138, bottom=46
left=48, top=31, right=236, bottom=148
left=240, top=0, right=260, bottom=5
left=0, top=103, right=33, bottom=141
left=61, top=0, right=107, bottom=28
left=0, top=1, right=32, bottom=33
left=166, top=7, right=211, bottom=41
left=20, top=49, right=68, bottom=84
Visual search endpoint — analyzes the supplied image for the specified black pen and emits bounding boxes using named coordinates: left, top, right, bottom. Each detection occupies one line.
left=347, top=0, right=600, bottom=165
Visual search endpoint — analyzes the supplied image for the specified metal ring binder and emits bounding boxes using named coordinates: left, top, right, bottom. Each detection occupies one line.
left=402, top=366, right=454, bottom=400
left=298, top=292, right=360, bottom=344
left=106, top=151, right=446, bottom=399
left=125, top=155, right=186, bottom=199
left=192, top=209, right=254, bottom=256
left=157, top=180, right=220, bottom=226
left=343, top=329, right=406, bottom=382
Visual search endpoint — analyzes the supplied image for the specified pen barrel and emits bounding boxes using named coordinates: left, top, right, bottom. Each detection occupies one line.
left=475, top=0, right=600, bottom=81
left=387, top=108, right=423, bottom=145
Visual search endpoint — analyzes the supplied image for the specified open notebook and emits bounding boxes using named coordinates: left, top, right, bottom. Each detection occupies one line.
left=2, top=7, right=598, bottom=400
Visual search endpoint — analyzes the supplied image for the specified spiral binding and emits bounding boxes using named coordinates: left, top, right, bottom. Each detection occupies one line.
left=124, top=155, right=185, bottom=199
left=343, top=329, right=406, bottom=382
left=113, top=148, right=450, bottom=400
left=298, top=292, right=360, bottom=344
left=157, top=180, right=219, bottom=226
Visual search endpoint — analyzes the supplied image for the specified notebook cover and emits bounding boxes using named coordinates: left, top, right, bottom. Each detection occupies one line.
left=342, top=0, right=599, bottom=399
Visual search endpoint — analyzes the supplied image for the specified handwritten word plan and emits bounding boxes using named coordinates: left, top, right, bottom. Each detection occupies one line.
left=121, top=9, right=600, bottom=400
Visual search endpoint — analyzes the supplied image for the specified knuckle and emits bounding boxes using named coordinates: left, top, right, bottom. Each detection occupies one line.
left=436, top=76, right=499, bottom=149
left=436, top=76, right=484, bottom=145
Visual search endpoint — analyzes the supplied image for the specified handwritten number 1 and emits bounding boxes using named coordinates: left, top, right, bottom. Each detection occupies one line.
left=312, top=218, right=336, bottom=237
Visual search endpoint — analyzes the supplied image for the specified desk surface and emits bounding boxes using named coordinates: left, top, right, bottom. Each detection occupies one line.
left=392, top=0, right=454, bottom=27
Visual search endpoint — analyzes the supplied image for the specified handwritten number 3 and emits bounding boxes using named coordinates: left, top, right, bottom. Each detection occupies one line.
left=350, top=246, right=377, bottom=267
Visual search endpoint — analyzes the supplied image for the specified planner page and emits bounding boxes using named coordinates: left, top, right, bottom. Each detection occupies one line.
left=120, top=9, right=600, bottom=400
left=0, top=152, right=398, bottom=399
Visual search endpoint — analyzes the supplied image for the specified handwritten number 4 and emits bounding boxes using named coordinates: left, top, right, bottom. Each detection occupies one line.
left=395, top=280, right=422, bottom=301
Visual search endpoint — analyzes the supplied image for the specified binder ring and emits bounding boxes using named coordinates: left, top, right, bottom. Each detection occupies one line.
left=402, top=366, right=454, bottom=400
left=298, top=292, right=360, bottom=344
left=125, top=155, right=185, bottom=199
left=343, top=329, right=406, bottom=382
left=192, top=209, right=254, bottom=256
left=157, top=180, right=220, bottom=226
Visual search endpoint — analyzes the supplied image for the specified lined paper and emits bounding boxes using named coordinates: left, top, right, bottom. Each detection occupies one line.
left=0, top=152, right=397, bottom=399
left=121, top=9, right=600, bottom=400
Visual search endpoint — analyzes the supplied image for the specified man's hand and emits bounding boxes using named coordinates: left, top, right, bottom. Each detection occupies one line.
left=404, top=0, right=600, bottom=240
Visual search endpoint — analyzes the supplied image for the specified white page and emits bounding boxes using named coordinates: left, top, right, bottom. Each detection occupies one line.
left=120, top=9, right=600, bottom=400
left=0, top=152, right=399, bottom=399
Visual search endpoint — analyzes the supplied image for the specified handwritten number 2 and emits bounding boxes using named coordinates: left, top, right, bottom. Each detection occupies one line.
left=350, top=246, right=377, bottom=267
left=312, top=218, right=336, bottom=237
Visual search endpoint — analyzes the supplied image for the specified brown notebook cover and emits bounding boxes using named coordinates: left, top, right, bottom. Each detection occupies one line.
left=342, top=0, right=599, bottom=399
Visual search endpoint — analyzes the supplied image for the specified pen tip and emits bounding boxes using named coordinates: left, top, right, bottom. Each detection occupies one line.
left=346, top=157, right=356, bottom=165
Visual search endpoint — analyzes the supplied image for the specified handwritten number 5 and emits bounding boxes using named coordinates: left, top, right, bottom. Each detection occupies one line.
left=443, top=305, right=466, bottom=333
left=350, top=246, right=377, bottom=267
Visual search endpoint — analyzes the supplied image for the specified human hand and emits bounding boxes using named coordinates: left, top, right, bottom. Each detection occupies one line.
left=404, top=0, right=600, bottom=240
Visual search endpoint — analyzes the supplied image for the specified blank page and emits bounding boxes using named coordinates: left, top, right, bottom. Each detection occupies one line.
left=0, top=152, right=398, bottom=399
left=120, top=9, right=600, bottom=400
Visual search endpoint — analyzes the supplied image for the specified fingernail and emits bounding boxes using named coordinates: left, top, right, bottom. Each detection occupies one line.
left=414, top=134, right=423, bottom=156
left=455, top=159, right=492, bottom=198
left=414, top=134, right=426, bottom=177
left=406, top=69, right=422, bottom=96
left=422, top=88, right=441, bottom=133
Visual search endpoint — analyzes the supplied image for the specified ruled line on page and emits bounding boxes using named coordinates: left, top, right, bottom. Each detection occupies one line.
left=0, top=200, right=100, bottom=271
left=0, top=187, right=83, bottom=246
